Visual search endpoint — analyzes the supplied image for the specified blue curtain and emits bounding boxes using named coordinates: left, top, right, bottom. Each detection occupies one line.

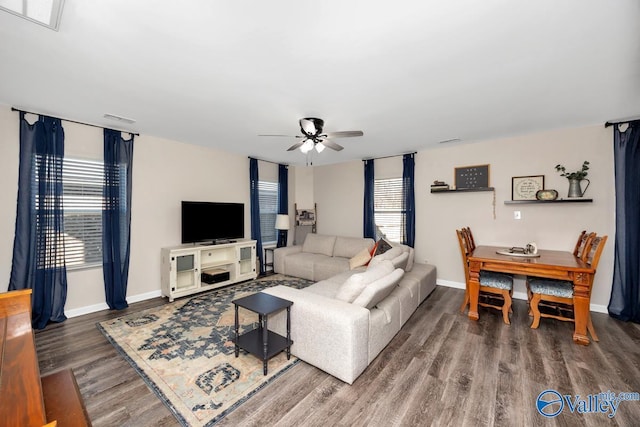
left=9, top=113, right=68, bottom=329
left=278, top=164, right=288, bottom=214
left=402, top=153, right=416, bottom=247
left=250, top=158, right=264, bottom=274
left=363, top=159, right=376, bottom=239
left=608, top=121, right=640, bottom=323
left=102, top=129, right=134, bottom=310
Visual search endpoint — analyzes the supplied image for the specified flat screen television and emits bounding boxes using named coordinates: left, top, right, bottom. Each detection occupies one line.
left=181, top=201, right=244, bottom=244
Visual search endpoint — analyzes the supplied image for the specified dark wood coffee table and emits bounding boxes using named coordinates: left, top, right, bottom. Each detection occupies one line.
left=232, top=292, right=293, bottom=375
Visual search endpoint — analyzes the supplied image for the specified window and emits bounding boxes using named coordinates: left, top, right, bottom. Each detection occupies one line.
left=62, top=157, right=106, bottom=269
left=258, top=180, right=278, bottom=245
left=374, top=177, right=403, bottom=243
left=31, top=156, right=125, bottom=270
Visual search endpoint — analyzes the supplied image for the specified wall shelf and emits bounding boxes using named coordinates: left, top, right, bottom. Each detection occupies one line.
left=431, top=187, right=494, bottom=194
left=504, top=199, right=593, bottom=205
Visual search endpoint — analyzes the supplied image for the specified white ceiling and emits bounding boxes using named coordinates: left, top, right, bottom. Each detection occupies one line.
left=1, top=1, right=639, bottom=166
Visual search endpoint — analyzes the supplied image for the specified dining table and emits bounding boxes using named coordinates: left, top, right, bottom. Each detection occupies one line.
left=467, top=245, right=596, bottom=345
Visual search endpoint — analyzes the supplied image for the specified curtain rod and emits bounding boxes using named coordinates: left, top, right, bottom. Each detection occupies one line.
left=248, top=156, right=288, bottom=166
left=11, top=107, right=140, bottom=136
left=362, top=152, right=416, bottom=162
left=604, top=116, right=640, bottom=128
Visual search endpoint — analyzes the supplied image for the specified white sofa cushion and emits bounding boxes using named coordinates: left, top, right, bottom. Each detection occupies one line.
left=313, top=256, right=351, bottom=282
left=392, top=243, right=415, bottom=272
left=334, top=236, right=375, bottom=258
left=368, top=246, right=403, bottom=268
left=302, top=234, right=336, bottom=257
left=335, top=260, right=394, bottom=303
left=352, top=268, right=404, bottom=309
left=391, top=251, right=409, bottom=270
left=349, top=247, right=372, bottom=270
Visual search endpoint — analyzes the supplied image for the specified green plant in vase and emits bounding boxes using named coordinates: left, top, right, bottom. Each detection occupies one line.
left=555, top=161, right=590, bottom=197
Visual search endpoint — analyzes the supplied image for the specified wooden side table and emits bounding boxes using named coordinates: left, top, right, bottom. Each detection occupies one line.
left=232, top=292, right=293, bottom=375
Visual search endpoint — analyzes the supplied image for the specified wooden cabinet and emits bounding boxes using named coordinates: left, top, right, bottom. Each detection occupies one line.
left=161, top=240, right=257, bottom=302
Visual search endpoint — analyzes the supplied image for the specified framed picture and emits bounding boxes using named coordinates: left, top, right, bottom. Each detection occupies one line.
left=454, top=164, right=490, bottom=189
left=512, top=175, right=544, bottom=201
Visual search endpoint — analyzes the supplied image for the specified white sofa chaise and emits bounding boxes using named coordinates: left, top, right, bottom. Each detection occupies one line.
left=265, top=237, right=437, bottom=384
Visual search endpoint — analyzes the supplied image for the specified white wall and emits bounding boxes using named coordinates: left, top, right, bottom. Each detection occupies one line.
left=313, top=160, right=363, bottom=238
left=292, top=165, right=314, bottom=210
left=0, top=105, right=251, bottom=315
left=312, top=125, right=616, bottom=310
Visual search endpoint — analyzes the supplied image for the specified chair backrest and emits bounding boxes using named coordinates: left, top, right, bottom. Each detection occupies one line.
left=456, top=229, right=471, bottom=284
left=573, top=230, right=586, bottom=256
left=584, top=235, right=607, bottom=270
left=463, top=226, right=476, bottom=252
left=574, top=231, right=595, bottom=260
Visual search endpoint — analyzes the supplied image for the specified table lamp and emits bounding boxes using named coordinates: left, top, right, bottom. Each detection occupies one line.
left=275, top=214, right=290, bottom=248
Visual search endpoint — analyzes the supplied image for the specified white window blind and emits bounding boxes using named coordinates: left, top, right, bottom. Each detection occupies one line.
left=62, top=157, right=105, bottom=269
left=258, top=181, right=278, bottom=245
left=374, top=177, right=403, bottom=243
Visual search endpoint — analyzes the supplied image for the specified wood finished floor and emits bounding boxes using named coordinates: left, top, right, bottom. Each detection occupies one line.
left=35, top=286, right=640, bottom=427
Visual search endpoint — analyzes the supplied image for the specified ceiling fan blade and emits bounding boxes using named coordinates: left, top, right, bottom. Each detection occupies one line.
left=324, top=130, right=364, bottom=138
left=287, top=141, right=305, bottom=151
left=321, top=139, right=344, bottom=151
left=258, top=134, right=297, bottom=137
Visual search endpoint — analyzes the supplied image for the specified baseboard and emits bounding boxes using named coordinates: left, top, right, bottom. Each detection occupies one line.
left=64, top=289, right=163, bottom=318
left=436, top=279, right=608, bottom=314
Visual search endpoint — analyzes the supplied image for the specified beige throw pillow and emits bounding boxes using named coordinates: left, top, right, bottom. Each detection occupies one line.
left=335, top=260, right=394, bottom=303
left=349, top=247, right=372, bottom=270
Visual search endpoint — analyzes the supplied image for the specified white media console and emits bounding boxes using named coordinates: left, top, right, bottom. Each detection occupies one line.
left=161, top=240, right=257, bottom=302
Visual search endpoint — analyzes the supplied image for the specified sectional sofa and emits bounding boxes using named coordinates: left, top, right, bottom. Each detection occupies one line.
left=264, top=234, right=437, bottom=384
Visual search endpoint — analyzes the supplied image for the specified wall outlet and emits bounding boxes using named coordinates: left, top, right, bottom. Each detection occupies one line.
left=514, top=211, right=522, bottom=220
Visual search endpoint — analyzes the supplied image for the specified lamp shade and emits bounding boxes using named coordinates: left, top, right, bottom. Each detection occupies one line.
left=275, top=214, right=290, bottom=230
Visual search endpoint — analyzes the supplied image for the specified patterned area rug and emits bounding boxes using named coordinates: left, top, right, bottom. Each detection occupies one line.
left=97, top=275, right=313, bottom=426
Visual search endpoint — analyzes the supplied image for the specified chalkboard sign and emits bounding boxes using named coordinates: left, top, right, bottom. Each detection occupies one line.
left=454, top=164, right=490, bottom=189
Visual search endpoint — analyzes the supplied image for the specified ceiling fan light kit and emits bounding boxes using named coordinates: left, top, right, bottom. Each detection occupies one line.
left=259, top=117, right=363, bottom=157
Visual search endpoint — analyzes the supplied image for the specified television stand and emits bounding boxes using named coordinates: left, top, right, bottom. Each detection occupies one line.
left=161, top=240, right=257, bottom=302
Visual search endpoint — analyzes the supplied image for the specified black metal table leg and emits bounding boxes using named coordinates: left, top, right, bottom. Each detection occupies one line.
left=263, top=315, right=269, bottom=375
left=234, top=304, right=239, bottom=357
left=286, top=306, right=291, bottom=360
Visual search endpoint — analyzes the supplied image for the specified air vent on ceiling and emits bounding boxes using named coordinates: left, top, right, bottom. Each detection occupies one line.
left=438, top=138, right=461, bottom=144
left=104, top=113, right=136, bottom=124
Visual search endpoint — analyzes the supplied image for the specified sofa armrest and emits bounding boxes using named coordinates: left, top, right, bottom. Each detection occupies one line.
left=273, top=245, right=303, bottom=274
left=262, top=285, right=370, bottom=384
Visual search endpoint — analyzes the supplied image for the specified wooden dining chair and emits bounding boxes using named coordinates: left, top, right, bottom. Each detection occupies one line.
left=463, top=226, right=476, bottom=252
left=456, top=229, right=514, bottom=324
left=458, top=226, right=476, bottom=311
left=527, top=231, right=595, bottom=308
left=528, top=235, right=607, bottom=341
left=573, top=230, right=593, bottom=259
left=458, top=227, right=475, bottom=312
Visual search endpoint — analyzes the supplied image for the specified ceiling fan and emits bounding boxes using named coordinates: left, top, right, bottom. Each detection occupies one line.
left=259, top=118, right=363, bottom=153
